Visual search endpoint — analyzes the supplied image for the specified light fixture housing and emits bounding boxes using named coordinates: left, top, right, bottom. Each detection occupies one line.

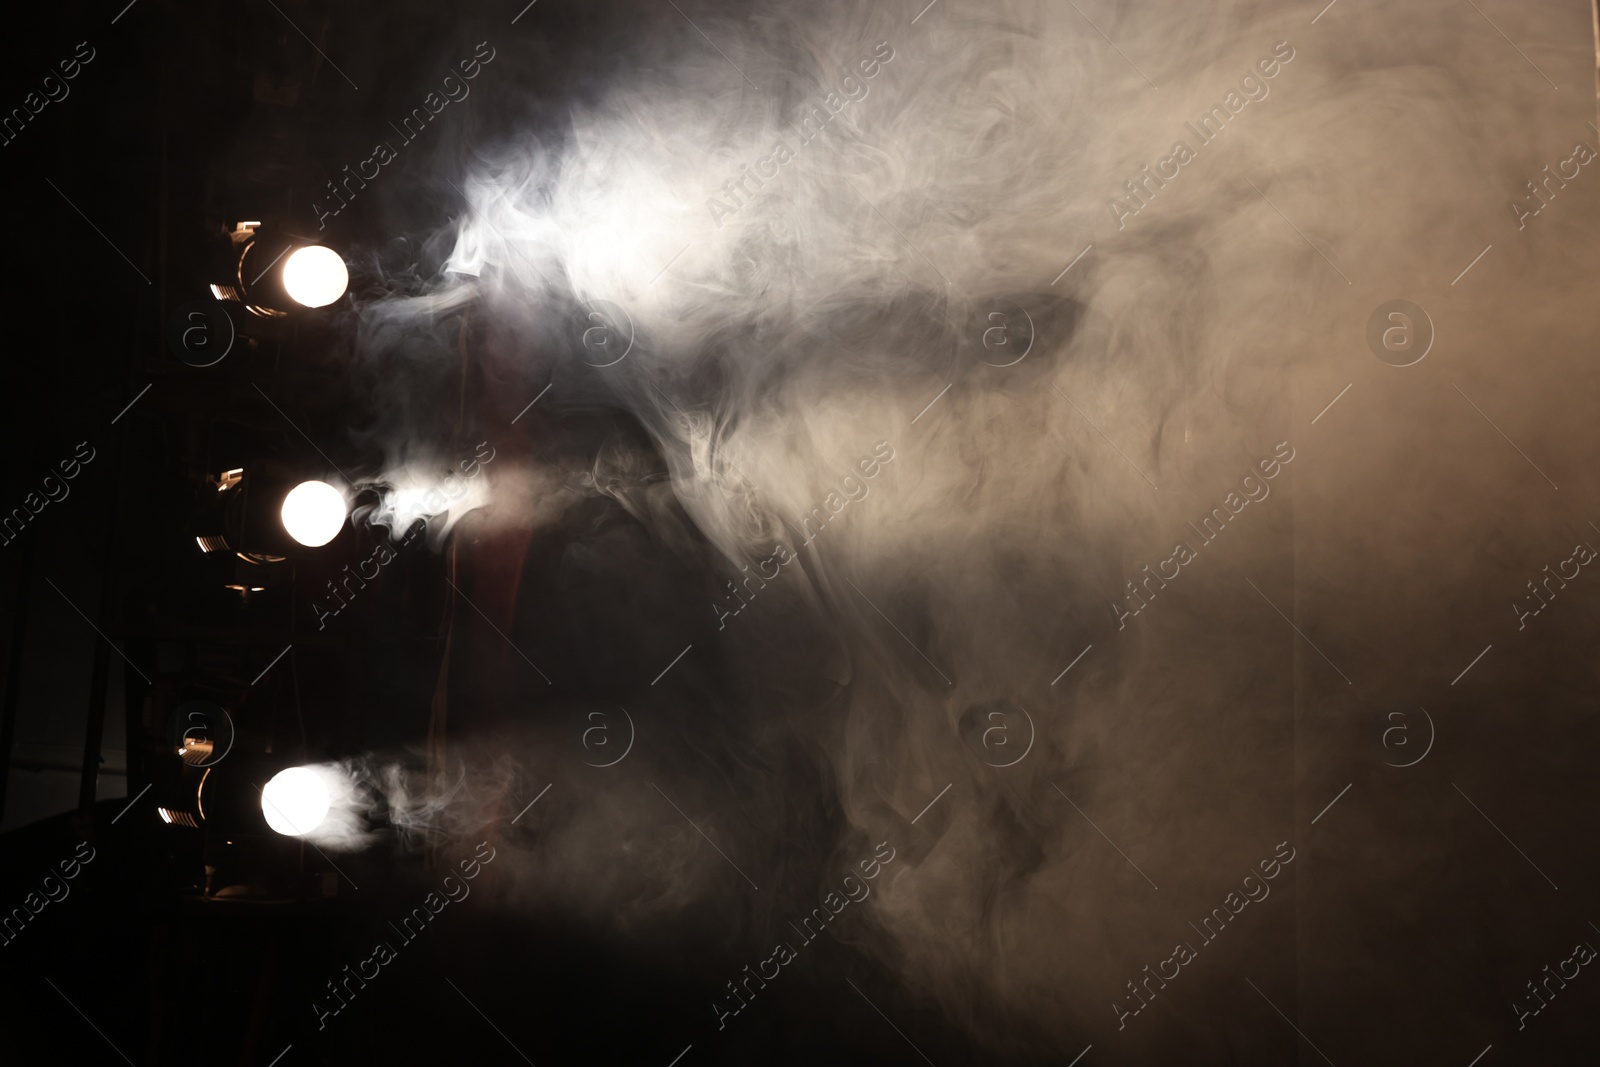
left=210, top=221, right=350, bottom=317
left=193, top=463, right=350, bottom=561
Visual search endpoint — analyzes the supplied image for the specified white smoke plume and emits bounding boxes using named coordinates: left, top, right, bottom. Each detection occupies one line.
left=326, top=0, right=1600, bottom=1061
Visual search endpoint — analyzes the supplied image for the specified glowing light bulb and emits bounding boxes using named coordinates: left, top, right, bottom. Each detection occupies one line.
left=281, top=245, right=349, bottom=308
left=261, top=767, right=331, bottom=837
left=280, top=480, right=347, bottom=547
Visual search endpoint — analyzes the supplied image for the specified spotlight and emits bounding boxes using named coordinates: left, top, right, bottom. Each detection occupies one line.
left=260, top=766, right=332, bottom=837
left=210, top=222, right=349, bottom=317
left=152, top=736, right=356, bottom=897
left=193, top=465, right=350, bottom=560
left=280, top=480, right=348, bottom=547
left=281, top=246, right=349, bottom=308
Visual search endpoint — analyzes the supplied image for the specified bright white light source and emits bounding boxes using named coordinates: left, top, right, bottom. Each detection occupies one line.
left=282, top=245, right=349, bottom=308
left=280, top=480, right=347, bottom=547
left=261, top=767, right=332, bottom=837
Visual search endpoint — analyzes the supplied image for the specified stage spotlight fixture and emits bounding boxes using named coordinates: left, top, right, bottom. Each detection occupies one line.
left=260, top=766, right=332, bottom=837
left=193, top=465, right=350, bottom=561
left=210, top=221, right=349, bottom=317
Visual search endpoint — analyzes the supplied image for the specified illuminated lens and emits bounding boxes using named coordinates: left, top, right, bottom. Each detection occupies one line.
left=261, top=767, right=331, bottom=837
left=281, top=246, right=349, bottom=308
left=280, top=480, right=347, bottom=547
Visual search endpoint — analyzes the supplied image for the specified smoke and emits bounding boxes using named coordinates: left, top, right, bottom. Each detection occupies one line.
left=328, top=0, right=1600, bottom=1061
left=287, top=753, right=515, bottom=853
